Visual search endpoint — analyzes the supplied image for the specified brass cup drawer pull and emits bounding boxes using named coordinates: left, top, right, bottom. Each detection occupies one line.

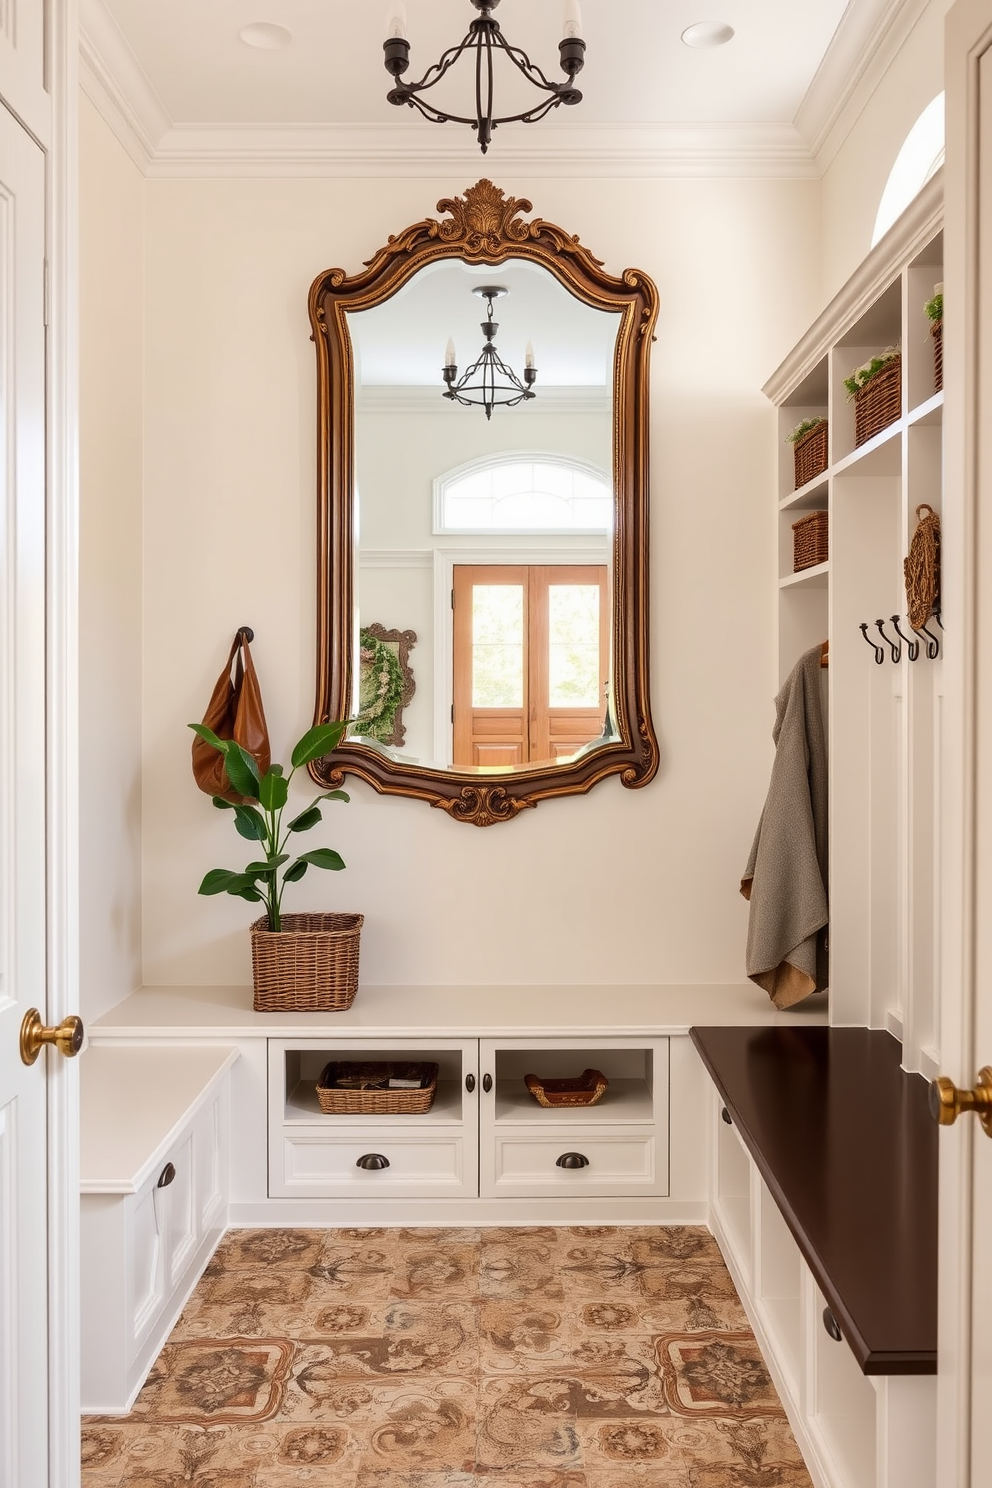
left=556, top=1151, right=590, bottom=1169
left=19, top=1008, right=84, bottom=1066
left=929, top=1067, right=992, bottom=1137
left=356, top=1153, right=390, bottom=1171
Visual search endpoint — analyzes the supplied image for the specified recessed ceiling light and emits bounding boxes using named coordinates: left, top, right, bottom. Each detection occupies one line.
left=239, top=22, right=292, bottom=50
left=681, top=22, right=735, bottom=49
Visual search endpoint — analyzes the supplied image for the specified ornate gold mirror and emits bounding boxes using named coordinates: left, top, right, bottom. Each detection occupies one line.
left=308, top=180, right=658, bottom=826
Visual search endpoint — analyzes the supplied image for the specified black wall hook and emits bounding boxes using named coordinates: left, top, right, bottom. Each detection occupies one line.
left=860, top=622, right=885, bottom=664
left=914, top=618, right=940, bottom=659
left=890, top=615, right=919, bottom=661
left=875, top=618, right=901, bottom=663
left=236, top=626, right=255, bottom=644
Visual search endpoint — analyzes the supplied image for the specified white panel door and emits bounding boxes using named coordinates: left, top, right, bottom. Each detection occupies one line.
left=0, top=0, right=48, bottom=146
left=0, top=105, right=48, bottom=1488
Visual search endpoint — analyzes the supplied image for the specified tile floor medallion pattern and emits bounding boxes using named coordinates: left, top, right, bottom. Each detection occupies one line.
left=82, top=1226, right=813, bottom=1486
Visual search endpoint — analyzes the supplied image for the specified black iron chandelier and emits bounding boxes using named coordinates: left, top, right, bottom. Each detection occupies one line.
left=442, top=287, right=537, bottom=420
left=384, top=0, right=586, bottom=155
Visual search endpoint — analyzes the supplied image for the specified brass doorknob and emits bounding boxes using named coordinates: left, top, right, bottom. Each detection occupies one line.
left=19, top=1008, right=84, bottom=1066
left=929, top=1067, right=992, bottom=1137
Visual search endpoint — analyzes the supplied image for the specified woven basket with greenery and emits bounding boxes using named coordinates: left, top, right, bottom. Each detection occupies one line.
left=926, top=288, right=943, bottom=394
left=250, top=911, right=363, bottom=1012
left=792, top=511, right=829, bottom=572
left=790, top=419, right=828, bottom=489
left=847, top=351, right=901, bottom=447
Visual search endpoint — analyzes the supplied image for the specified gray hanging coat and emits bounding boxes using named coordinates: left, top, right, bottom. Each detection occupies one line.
left=741, top=644, right=828, bottom=1008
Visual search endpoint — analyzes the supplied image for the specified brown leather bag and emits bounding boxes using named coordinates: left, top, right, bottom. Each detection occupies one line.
left=192, top=629, right=271, bottom=802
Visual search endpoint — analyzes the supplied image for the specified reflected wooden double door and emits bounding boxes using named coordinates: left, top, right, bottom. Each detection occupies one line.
left=453, top=564, right=609, bottom=768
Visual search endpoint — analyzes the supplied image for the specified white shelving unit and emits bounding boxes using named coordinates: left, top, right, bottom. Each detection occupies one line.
left=764, top=171, right=944, bottom=1078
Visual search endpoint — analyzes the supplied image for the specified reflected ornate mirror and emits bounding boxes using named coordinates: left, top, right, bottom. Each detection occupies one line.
left=308, top=180, right=658, bottom=826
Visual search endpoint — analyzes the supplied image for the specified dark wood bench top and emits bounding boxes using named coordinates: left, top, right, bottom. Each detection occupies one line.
left=689, top=1024, right=937, bottom=1375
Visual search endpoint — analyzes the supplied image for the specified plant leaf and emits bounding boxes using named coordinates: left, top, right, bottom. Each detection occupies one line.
left=223, top=743, right=261, bottom=799
left=189, top=723, right=226, bottom=752
left=232, top=804, right=267, bottom=841
left=245, top=855, right=289, bottom=876
left=198, top=868, right=244, bottom=896
left=283, top=859, right=309, bottom=883
left=294, top=847, right=346, bottom=872
left=211, top=796, right=235, bottom=810
left=232, top=886, right=263, bottom=902
left=287, top=806, right=322, bottom=833
left=291, top=721, right=349, bottom=768
left=258, top=769, right=289, bottom=812
left=318, top=790, right=350, bottom=804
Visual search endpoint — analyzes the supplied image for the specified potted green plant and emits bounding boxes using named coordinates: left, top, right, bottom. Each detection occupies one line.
left=189, top=719, right=363, bottom=1011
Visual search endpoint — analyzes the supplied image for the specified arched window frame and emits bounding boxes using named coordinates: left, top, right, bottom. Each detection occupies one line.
left=872, top=93, right=945, bottom=247
left=433, top=450, right=613, bottom=536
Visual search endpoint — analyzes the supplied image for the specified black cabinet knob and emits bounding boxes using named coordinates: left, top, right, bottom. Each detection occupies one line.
left=157, top=1162, right=176, bottom=1189
left=556, top=1151, right=590, bottom=1169
left=356, top=1153, right=390, bottom=1171
left=465, top=1073, right=476, bottom=1093
left=482, top=1073, right=493, bottom=1093
left=822, top=1307, right=842, bottom=1343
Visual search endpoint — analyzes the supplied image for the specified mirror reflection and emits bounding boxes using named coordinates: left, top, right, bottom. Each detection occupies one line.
left=347, top=257, right=621, bottom=773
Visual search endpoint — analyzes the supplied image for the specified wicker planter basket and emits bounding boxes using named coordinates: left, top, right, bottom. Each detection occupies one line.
left=931, top=320, right=943, bottom=393
left=854, top=356, right=901, bottom=446
left=317, top=1060, right=438, bottom=1115
left=250, top=911, right=363, bottom=1012
left=792, top=421, right=828, bottom=489
left=792, top=511, right=829, bottom=572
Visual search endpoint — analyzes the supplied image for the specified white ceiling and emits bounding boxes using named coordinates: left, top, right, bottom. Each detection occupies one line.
left=98, top=0, right=851, bottom=129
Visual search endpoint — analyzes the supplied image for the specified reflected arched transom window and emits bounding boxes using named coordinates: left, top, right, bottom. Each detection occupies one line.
left=434, top=453, right=613, bottom=534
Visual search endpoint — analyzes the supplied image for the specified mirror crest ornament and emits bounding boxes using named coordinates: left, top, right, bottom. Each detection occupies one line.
left=308, top=180, right=658, bottom=826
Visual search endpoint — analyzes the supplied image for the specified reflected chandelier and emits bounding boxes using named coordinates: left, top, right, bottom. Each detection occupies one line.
left=383, top=0, right=586, bottom=155
left=442, top=287, right=537, bottom=421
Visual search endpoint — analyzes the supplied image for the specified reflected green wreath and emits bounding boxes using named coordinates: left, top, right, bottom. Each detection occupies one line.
left=357, top=628, right=407, bottom=744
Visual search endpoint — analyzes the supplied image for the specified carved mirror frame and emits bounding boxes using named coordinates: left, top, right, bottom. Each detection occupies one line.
left=308, top=180, right=658, bottom=826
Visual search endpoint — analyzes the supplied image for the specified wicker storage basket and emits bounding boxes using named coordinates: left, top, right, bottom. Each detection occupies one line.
left=793, top=421, right=828, bottom=489
left=524, top=1068, right=609, bottom=1108
left=317, top=1060, right=438, bottom=1115
left=792, top=510, right=829, bottom=572
left=854, top=356, right=901, bottom=446
left=250, top=911, right=363, bottom=1012
left=931, top=320, right=943, bottom=393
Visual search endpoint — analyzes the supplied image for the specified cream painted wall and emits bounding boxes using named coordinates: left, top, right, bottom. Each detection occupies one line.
left=78, top=95, right=145, bottom=1021
left=820, top=0, right=950, bottom=301
left=138, top=173, right=823, bottom=987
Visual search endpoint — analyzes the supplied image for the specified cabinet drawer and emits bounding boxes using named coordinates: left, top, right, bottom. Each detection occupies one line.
left=484, top=1129, right=666, bottom=1198
left=272, top=1129, right=474, bottom=1199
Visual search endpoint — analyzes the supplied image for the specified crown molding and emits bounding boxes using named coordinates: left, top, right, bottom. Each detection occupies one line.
left=797, top=0, right=935, bottom=172
left=78, top=0, right=168, bottom=170
left=133, top=120, right=817, bottom=180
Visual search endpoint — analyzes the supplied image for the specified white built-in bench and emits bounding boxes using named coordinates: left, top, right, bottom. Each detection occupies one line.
left=79, top=1044, right=238, bottom=1414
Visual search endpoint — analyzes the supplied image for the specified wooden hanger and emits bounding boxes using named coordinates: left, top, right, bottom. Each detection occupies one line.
left=820, top=639, right=829, bottom=668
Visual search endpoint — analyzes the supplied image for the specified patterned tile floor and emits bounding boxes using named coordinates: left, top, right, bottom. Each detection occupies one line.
left=81, top=1225, right=813, bottom=1487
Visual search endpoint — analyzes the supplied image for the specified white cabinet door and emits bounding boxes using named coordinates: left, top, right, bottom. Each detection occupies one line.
left=0, top=109, right=49, bottom=1488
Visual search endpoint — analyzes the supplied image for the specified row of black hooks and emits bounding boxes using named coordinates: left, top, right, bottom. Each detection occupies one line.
left=860, top=612, right=942, bottom=663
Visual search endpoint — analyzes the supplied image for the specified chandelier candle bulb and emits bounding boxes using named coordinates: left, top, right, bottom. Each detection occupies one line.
left=385, top=2, right=407, bottom=40
left=525, top=341, right=535, bottom=369
left=562, top=0, right=584, bottom=40
left=445, top=338, right=456, bottom=369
